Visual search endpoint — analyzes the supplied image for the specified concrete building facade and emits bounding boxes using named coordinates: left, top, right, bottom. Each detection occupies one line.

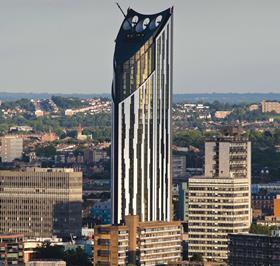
left=261, top=100, right=280, bottom=114
left=0, top=233, right=24, bottom=265
left=0, top=135, right=23, bottom=162
left=178, top=182, right=188, bottom=221
left=229, top=233, right=280, bottom=265
left=173, top=155, right=187, bottom=180
left=188, top=129, right=251, bottom=262
left=93, top=215, right=181, bottom=266
left=0, top=168, right=82, bottom=239
left=27, top=261, right=66, bottom=266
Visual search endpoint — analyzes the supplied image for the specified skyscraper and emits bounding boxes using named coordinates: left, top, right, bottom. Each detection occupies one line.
left=112, top=7, right=173, bottom=224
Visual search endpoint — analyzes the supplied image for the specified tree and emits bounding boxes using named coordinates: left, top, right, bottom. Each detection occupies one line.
left=249, top=224, right=275, bottom=235
left=63, top=247, right=91, bottom=266
left=173, top=130, right=204, bottom=149
left=34, top=243, right=91, bottom=266
left=190, top=253, right=203, bottom=262
left=35, top=144, right=57, bottom=158
left=34, top=242, right=64, bottom=260
left=51, top=96, right=87, bottom=109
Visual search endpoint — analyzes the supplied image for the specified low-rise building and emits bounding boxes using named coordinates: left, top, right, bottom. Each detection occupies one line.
left=84, top=149, right=108, bottom=164
left=35, top=110, right=44, bottom=117
left=229, top=232, right=280, bottom=265
left=27, top=261, right=66, bottom=266
left=9, top=126, right=33, bottom=132
left=252, top=193, right=276, bottom=216
left=248, top=104, right=259, bottom=112
left=274, top=195, right=280, bottom=217
left=261, top=100, right=280, bottom=114
left=0, top=233, right=24, bottom=265
left=214, top=111, right=232, bottom=119
left=41, top=132, right=59, bottom=142
left=65, top=109, right=74, bottom=116
left=252, top=182, right=280, bottom=194
left=93, top=215, right=182, bottom=266
left=257, top=215, right=280, bottom=227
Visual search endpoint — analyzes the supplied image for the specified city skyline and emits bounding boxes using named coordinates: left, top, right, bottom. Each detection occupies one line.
left=0, top=1, right=279, bottom=265
left=1, top=0, right=280, bottom=94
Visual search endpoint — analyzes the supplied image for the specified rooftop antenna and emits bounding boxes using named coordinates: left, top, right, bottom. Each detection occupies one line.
left=116, top=2, right=126, bottom=18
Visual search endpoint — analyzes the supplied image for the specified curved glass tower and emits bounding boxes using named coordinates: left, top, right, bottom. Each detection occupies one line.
left=112, top=7, right=173, bottom=224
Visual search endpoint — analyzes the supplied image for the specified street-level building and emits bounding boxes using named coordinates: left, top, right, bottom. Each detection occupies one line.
left=93, top=215, right=182, bottom=266
left=229, top=232, right=280, bottom=266
left=0, top=233, right=24, bottom=265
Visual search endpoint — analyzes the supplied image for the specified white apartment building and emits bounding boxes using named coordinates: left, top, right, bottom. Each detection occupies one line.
left=188, top=129, right=251, bottom=262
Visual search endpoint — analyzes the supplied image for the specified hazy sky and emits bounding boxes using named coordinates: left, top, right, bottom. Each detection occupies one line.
left=1, top=0, right=280, bottom=94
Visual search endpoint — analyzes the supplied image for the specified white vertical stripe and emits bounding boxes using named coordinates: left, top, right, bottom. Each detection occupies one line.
left=147, top=77, right=151, bottom=221
left=167, top=19, right=173, bottom=221
left=133, top=90, right=139, bottom=213
left=159, top=34, right=163, bottom=220
left=141, top=85, right=145, bottom=221
left=153, top=64, right=158, bottom=221
left=118, top=104, right=123, bottom=222
left=162, top=29, right=167, bottom=220
left=124, top=97, right=131, bottom=216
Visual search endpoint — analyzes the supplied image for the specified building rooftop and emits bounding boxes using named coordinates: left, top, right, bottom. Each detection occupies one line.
left=0, top=233, right=24, bottom=238
left=114, top=7, right=172, bottom=65
left=25, top=167, right=75, bottom=173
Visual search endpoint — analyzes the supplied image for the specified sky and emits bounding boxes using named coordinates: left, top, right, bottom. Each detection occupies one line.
left=0, top=0, right=280, bottom=94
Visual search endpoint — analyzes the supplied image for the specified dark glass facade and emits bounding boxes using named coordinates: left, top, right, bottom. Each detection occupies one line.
left=229, top=233, right=280, bottom=265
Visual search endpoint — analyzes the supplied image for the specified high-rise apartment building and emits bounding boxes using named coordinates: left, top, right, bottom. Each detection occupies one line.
left=188, top=128, right=251, bottom=262
left=93, top=215, right=181, bottom=266
left=0, top=135, right=23, bottom=162
left=0, top=168, right=82, bottom=239
left=204, top=128, right=251, bottom=179
left=112, top=8, right=173, bottom=224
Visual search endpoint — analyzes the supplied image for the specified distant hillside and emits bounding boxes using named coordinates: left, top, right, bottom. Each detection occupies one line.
left=0, top=92, right=111, bottom=101
left=1, top=92, right=280, bottom=103
left=173, top=93, right=280, bottom=103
